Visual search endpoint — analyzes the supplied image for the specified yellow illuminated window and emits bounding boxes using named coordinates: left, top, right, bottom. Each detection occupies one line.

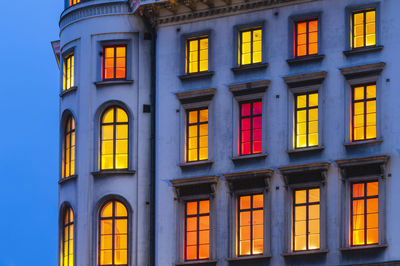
left=62, top=116, right=76, bottom=179
left=186, top=108, right=208, bottom=162
left=293, top=188, right=320, bottom=251
left=103, top=45, right=127, bottom=80
left=98, top=200, right=128, bottom=266
left=295, top=19, right=318, bottom=57
left=69, top=0, right=80, bottom=7
left=351, top=9, right=376, bottom=49
left=185, top=200, right=210, bottom=261
left=238, top=194, right=264, bottom=256
left=294, top=92, right=318, bottom=149
left=61, top=207, right=74, bottom=266
left=100, top=107, right=129, bottom=170
left=186, top=36, right=208, bottom=74
left=351, top=181, right=379, bottom=246
left=352, top=84, right=376, bottom=141
left=239, top=28, right=262, bottom=66
left=63, top=54, right=74, bottom=91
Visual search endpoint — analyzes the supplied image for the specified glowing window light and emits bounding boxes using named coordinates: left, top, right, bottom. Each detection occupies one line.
left=351, top=9, right=376, bottom=49
left=62, top=116, right=76, bottom=179
left=186, top=36, right=208, bottom=74
left=352, top=84, right=376, bottom=141
left=102, top=45, right=127, bottom=80
left=186, top=108, right=208, bottom=162
left=238, top=28, right=262, bottom=66
left=294, top=19, right=318, bottom=57
left=63, top=54, right=74, bottom=91
left=294, top=92, right=318, bottom=149
left=239, top=100, right=262, bottom=155
left=69, top=0, right=80, bottom=7
left=61, top=207, right=74, bottom=266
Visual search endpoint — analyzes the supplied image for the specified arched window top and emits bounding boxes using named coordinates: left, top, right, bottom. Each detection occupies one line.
left=101, top=201, right=127, bottom=218
left=102, top=107, right=128, bottom=124
left=62, top=115, right=76, bottom=179
left=61, top=206, right=74, bottom=266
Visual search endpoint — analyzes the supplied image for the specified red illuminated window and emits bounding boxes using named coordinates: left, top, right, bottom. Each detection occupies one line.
left=239, top=100, right=262, bottom=155
left=185, top=200, right=210, bottom=261
left=294, top=19, right=318, bottom=57
left=102, top=45, right=127, bottom=80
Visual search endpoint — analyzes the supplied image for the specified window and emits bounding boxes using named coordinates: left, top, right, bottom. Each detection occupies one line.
left=61, top=207, right=74, bottom=266
left=238, top=28, right=262, bottom=66
left=186, top=36, right=208, bottom=74
left=294, top=92, right=318, bottom=149
left=351, top=181, right=379, bottom=246
left=239, top=100, right=262, bottom=155
left=352, top=84, right=376, bottom=141
left=186, top=108, right=208, bottom=162
left=185, top=200, right=210, bottom=261
left=294, top=19, right=318, bottom=57
left=293, top=188, right=320, bottom=251
left=351, top=9, right=376, bottom=49
left=98, top=200, right=128, bottom=266
left=62, top=116, right=76, bottom=179
left=100, top=107, right=128, bottom=170
left=238, top=194, right=263, bottom=256
left=63, top=54, right=74, bottom=91
left=102, top=45, right=127, bottom=80
left=69, top=0, right=80, bottom=7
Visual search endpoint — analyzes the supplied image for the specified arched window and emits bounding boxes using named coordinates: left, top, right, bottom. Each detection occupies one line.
left=98, top=200, right=128, bottom=266
left=62, top=116, right=76, bottom=179
left=69, top=0, right=80, bottom=7
left=61, top=207, right=74, bottom=266
left=100, top=107, right=129, bottom=170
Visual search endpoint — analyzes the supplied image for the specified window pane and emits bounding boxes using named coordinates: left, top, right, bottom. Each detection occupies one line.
left=240, top=196, right=251, bottom=210
left=295, top=190, right=306, bottom=204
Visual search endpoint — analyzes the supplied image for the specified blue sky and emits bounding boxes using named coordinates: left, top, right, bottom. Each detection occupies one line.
left=0, top=1, right=63, bottom=265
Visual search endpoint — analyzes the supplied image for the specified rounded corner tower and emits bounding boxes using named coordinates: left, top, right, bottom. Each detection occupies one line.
left=58, top=1, right=153, bottom=266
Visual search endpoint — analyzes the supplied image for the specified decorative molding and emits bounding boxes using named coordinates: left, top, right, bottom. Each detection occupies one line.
left=171, top=175, right=219, bottom=197
left=229, top=79, right=270, bottom=97
left=339, top=62, right=386, bottom=80
left=224, top=169, right=273, bottom=191
left=176, top=88, right=216, bottom=104
left=336, top=155, right=389, bottom=179
left=283, top=71, right=327, bottom=88
left=279, top=162, right=330, bottom=185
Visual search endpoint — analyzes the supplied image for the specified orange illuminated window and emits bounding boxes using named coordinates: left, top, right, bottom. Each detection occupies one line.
left=186, top=108, right=208, bottom=162
left=185, top=200, right=210, bottom=261
left=293, top=188, right=320, bottom=251
left=98, top=200, right=128, bottom=266
left=63, top=54, right=74, bottom=91
left=61, top=207, right=74, bottom=266
left=352, top=84, right=376, bottom=141
left=351, top=9, right=376, bottom=49
left=100, top=107, right=129, bottom=170
left=240, top=100, right=262, bottom=155
left=238, top=28, right=262, bottom=66
left=351, top=181, right=379, bottom=246
left=294, top=92, right=318, bottom=149
left=62, top=116, right=76, bottom=179
left=69, top=0, right=80, bottom=7
left=294, top=19, right=318, bottom=57
left=238, top=194, right=263, bottom=256
left=186, top=36, right=208, bottom=74
left=102, top=45, right=127, bottom=80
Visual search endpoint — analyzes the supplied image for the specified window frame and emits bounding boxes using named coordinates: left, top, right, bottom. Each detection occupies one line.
left=102, top=44, right=128, bottom=81
left=239, top=99, right=263, bottom=156
left=294, top=91, right=319, bottom=149
left=63, top=53, right=75, bottom=92
left=60, top=43, right=79, bottom=97
left=294, top=18, right=319, bottom=58
left=60, top=204, right=75, bottom=266
left=185, top=107, right=209, bottom=163
left=62, top=115, right=76, bottom=179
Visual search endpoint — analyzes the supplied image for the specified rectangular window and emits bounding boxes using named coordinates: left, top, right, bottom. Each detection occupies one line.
left=186, top=36, right=208, bottom=74
left=294, top=92, right=318, bottom=149
left=63, top=54, right=74, bottom=91
left=238, top=28, right=262, bottom=66
left=238, top=194, right=263, bottom=256
left=102, top=45, right=127, bottom=80
left=352, top=84, right=376, bottom=141
left=351, top=9, right=376, bottom=49
left=239, top=100, right=262, bottom=155
left=69, top=0, right=80, bottom=7
left=295, top=19, right=318, bottom=57
left=351, top=181, right=379, bottom=246
left=186, top=108, right=208, bottom=162
left=185, top=200, right=210, bottom=261
left=293, top=188, right=320, bottom=251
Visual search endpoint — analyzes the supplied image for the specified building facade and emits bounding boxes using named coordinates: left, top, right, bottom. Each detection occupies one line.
left=57, top=0, right=400, bottom=265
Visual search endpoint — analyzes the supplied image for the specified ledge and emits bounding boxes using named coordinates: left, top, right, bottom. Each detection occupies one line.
left=343, top=46, right=383, bottom=56
left=339, top=62, right=386, bottom=80
left=283, top=71, right=327, bottom=88
left=288, top=146, right=324, bottom=154
left=171, top=175, right=219, bottom=197
left=175, top=260, right=217, bottom=266
left=58, top=175, right=78, bottom=184
left=336, top=155, right=389, bottom=168
left=231, top=63, right=268, bottom=73
left=344, top=139, right=383, bottom=148
left=279, top=162, right=330, bottom=185
left=60, top=86, right=77, bottom=97
left=176, top=88, right=216, bottom=104
left=94, top=80, right=134, bottom=87
left=229, top=80, right=270, bottom=97
left=339, top=244, right=387, bottom=252
left=179, top=71, right=214, bottom=81
left=91, top=169, right=136, bottom=177
left=232, top=153, right=268, bottom=162
left=227, top=255, right=271, bottom=262
left=282, top=249, right=328, bottom=257
left=180, top=160, right=213, bottom=168
left=286, top=54, right=325, bottom=65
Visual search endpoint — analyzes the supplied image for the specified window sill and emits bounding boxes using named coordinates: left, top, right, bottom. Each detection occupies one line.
left=175, top=260, right=217, bottom=266
left=343, top=45, right=384, bottom=56
left=179, top=71, right=214, bottom=81
left=231, top=63, right=268, bottom=73
left=286, top=54, right=325, bottom=65
left=344, top=139, right=383, bottom=148
left=94, top=80, right=134, bottom=87
left=58, top=175, right=78, bottom=184
left=282, top=249, right=328, bottom=257
left=60, top=86, right=77, bottom=97
left=232, top=153, right=268, bottom=162
left=288, top=146, right=324, bottom=154
left=179, top=160, right=214, bottom=168
left=91, top=169, right=136, bottom=177
left=227, top=255, right=271, bottom=262
left=339, top=244, right=387, bottom=252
